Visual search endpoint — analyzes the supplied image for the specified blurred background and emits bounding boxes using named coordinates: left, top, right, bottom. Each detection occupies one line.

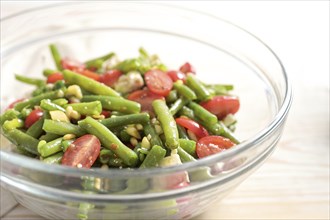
left=1, top=1, right=329, bottom=219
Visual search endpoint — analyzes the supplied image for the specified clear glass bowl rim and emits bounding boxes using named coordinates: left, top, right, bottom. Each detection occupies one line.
left=0, top=2, right=293, bottom=178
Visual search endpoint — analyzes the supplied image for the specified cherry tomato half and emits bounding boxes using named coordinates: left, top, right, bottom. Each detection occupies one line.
left=25, top=109, right=43, bottom=128
left=47, top=72, right=64, bottom=84
left=200, top=95, right=240, bottom=119
left=6, top=98, right=25, bottom=110
left=196, top=135, right=235, bottom=158
left=167, top=70, right=187, bottom=82
left=99, top=70, right=122, bottom=87
left=61, top=57, right=85, bottom=71
left=179, top=62, right=196, bottom=74
left=175, top=117, right=209, bottom=140
left=101, top=110, right=111, bottom=118
left=144, top=70, right=173, bottom=96
left=61, top=134, right=101, bottom=168
left=127, top=89, right=164, bottom=114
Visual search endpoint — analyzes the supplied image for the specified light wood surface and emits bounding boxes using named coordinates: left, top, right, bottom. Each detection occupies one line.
left=1, top=1, right=329, bottom=220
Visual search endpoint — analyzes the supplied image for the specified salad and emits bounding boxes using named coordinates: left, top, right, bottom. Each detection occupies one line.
left=0, top=44, right=240, bottom=169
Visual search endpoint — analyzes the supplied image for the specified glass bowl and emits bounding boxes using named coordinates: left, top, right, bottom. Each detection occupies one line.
left=0, top=2, right=292, bottom=220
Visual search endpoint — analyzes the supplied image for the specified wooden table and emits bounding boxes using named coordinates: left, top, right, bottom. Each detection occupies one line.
left=1, top=1, right=329, bottom=219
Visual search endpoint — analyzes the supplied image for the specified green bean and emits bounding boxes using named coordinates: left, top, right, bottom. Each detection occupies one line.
left=178, top=139, right=197, bottom=158
left=203, top=83, right=234, bottom=95
left=2, top=118, right=24, bottom=130
left=180, top=106, right=239, bottom=144
left=49, top=44, right=63, bottom=70
left=61, top=139, right=74, bottom=152
left=173, top=81, right=197, bottom=100
left=52, top=98, right=68, bottom=106
left=43, top=69, right=59, bottom=77
left=43, top=119, right=86, bottom=136
left=185, top=73, right=211, bottom=101
left=85, top=52, right=115, bottom=69
left=42, top=152, right=63, bottom=164
left=26, top=117, right=45, bottom=138
left=78, top=117, right=138, bottom=167
left=40, top=99, right=65, bottom=112
left=143, top=123, right=164, bottom=148
left=108, top=157, right=127, bottom=168
left=2, top=128, right=39, bottom=155
left=14, top=90, right=64, bottom=111
left=120, top=130, right=131, bottom=143
left=169, top=98, right=189, bottom=116
left=0, top=109, right=20, bottom=125
left=101, top=113, right=150, bottom=128
left=140, top=145, right=166, bottom=168
left=63, top=70, right=120, bottom=97
left=39, top=133, right=61, bottom=142
left=99, top=148, right=113, bottom=164
left=177, top=147, right=196, bottom=163
left=66, top=101, right=102, bottom=116
left=188, top=101, right=218, bottom=125
left=177, top=124, right=189, bottom=140
left=82, top=95, right=140, bottom=114
left=15, top=74, right=45, bottom=87
left=38, top=137, right=63, bottom=157
left=152, top=99, right=179, bottom=150
left=165, top=90, right=178, bottom=103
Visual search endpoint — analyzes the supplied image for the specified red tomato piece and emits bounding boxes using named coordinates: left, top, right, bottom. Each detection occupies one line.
left=99, top=70, right=122, bottom=87
left=144, top=70, right=173, bottom=96
left=25, top=109, right=43, bottom=128
left=196, top=136, right=235, bottom=158
left=200, top=95, right=240, bottom=119
left=47, top=72, right=64, bottom=84
left=179, top=62, right=196, bottom=74
left=127, top=89, right=164, bottom=114
left=61, top=134, right=101, bottom=168
left=61, top=57, right=85, bottom=71
left=167, top=70, right=187, bottom=82
left=6, top=98, right=25, bottom=110
left=175, top=117, right=209, bottom=140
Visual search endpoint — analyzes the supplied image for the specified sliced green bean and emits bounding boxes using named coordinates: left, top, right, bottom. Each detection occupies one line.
left=66, top=101, right=102, bottom=116
left=63, top=70, right=120, bottom=97
left=26, top=117, right=45, bottom=138
left=152, top=99, right=179, bottom=150
left=78, top=117, right=138, bottom=167
left=39, top=133, right=61, bottom=142
left=140, top=145, right=166, bottom=168
left=49, top=44, right=63, bottom=70
left=43, top=119, right=86, bottom=136
left=38, top=137, right=63, bottom=157
left=52, top=98, right=68, bottom=106
left=85, top=52, right=115, bottom=69
left=40, top=99, right=65, bottom=112
left=177, top=147, right=196, bottom=163
left=2, top=128, right=39, bottom=155
left=15, top=74, right=45, bottom=87
left=177, top=124, right=189, bottom=140
left=101, top=113, right=149, bottom=128
left=42, top=152, right=63, bottom=164
left=169, top=98, right=189, bottom=116
left=188, top=101, right=218, bottom=125
left=61, top=139, right=74, bottom=152
left=14, top=90, right=64, bottom=111
left=43, top=69, right=59, bottom=77
left=99, top=148, right=113, bottom=164
left=173, top=81, right=197, bottom=100
left=186, top=73, right=211, bottom=101
left=0, top=109, right=20, bottom=125
left=2, top=118, right=24, bottom=130
left=82, top=95, right=140, bottom=114
left=165, top=90, right=178, bottom=103
left=179, top=139, right=197, bottom=158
